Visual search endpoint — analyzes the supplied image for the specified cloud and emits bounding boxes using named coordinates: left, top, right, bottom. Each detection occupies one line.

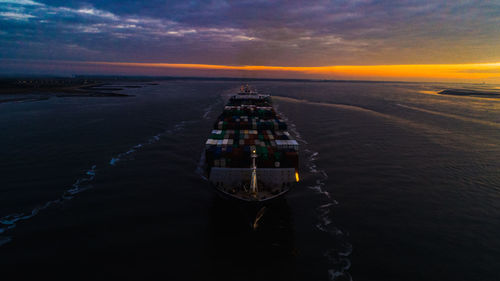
left=0, top=0, right=44, bottom=6
left=0, top=11, right=35, bottom=20
left=73, top=7, right=118, bottom=20
left=51, top=6, right=119, bottom=20
left=1, top=0, right=500, bottom=78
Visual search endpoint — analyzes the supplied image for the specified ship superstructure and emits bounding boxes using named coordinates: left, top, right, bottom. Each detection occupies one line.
left=204, top=85, right=299, bottom=202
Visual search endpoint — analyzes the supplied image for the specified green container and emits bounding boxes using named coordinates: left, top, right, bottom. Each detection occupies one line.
left=262, top=146, right=268, bottom=154
left=275, top=151, right=282, bottom=161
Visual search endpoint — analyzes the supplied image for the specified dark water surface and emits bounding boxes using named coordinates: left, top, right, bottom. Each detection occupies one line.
left=1, top=81, right=499, bottom=281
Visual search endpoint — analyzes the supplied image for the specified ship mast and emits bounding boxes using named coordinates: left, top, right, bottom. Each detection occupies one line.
left=250, top=149, right=258, bottom=197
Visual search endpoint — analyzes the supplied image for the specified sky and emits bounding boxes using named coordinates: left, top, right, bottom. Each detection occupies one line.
left=1, top=0, right=500, bottom=82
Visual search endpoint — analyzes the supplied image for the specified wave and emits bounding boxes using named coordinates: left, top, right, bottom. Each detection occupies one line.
left=203, top=100, right=219, bottom=120
left=0, top=93, right=226, bottom=247
left=275, top=105, right=352, bottom=281
left=396, top=103, right=500, bottom=129
left=0, top=120, right=191, bottom=247
left=273, top=96, right=397, bottom=120
left=109, top=121, right=187, bottom=166
left=195, top=96, right=224, bottom=180
left=276, top=104, right=307, bottom=144
left=274, top=95, right=500, bottom=151
left=195, top=150, right=208, bottom=181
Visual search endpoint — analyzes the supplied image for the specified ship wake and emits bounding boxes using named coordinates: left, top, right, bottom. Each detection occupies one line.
left=195, top=95, right=224, bottom=181
left=0, top=120, right=191, bottom=247
left=277, top=105, right=353, bottom=281
left=0, top=93, right=227, bottom=247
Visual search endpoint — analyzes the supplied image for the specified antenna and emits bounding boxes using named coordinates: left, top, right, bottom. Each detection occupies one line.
left=250, top=148, right=258, bottom=198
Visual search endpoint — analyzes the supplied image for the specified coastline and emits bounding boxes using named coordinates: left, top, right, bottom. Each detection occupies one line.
left=438, top=89, right=500, bottom=98
left=0, top=78, right=142, bottom=104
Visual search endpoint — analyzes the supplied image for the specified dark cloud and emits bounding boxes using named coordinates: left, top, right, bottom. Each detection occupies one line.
left=1, top=0, right=500, bottom=74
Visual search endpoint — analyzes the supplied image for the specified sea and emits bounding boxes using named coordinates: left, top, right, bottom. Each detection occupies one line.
left=1, top=80, right=499, bottom=281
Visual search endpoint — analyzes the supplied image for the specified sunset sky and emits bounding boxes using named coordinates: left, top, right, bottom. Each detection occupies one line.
left=1, top=0, right=500, bottom=82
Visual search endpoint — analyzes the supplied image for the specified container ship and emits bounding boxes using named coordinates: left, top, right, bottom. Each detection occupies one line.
left=205, top=85, right=299, bottom=202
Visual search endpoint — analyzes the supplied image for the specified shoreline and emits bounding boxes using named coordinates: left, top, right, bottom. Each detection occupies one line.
left=438, top=89, right=500, bottom=98
left=0, top=78, right=149, bottom=104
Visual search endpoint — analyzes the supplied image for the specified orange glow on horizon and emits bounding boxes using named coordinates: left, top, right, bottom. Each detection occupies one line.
left=86, top=61, right=500, bottom=82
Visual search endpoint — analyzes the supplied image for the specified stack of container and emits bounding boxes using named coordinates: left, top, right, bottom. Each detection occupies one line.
left=205, top=94, right=299, bottom=170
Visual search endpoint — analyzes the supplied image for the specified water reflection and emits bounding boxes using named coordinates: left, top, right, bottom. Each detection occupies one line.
left=206, top=196, right=297, bottom=281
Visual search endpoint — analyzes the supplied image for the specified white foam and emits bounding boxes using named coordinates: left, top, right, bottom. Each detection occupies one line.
left=319, top=202, right=336, bottom=209
left=66, top=185, right=91, bottom=195
left=86, top=166, right=96, bottom=176
left=317, top=222, right=344, bottom=235
left=107, top=123, right=187, bottom=167
left=338, top=243, right=353, bottom=257
left=310, top=151, right=319, bottom=159
left=109, top=157, right=120, bottom=165
left=0, top=226, right=12, bottom=235
left=1, top=213, right=34, bottom=225
left=203, top=103, right=217, bottom=119
left=276, top=104, right=352, bottom=280
left=0, top=197, right=64, bottom=236
left=326, top=253, right=353, bottom=281
left=328, top=269, right=344, bottom=280
left=109, top=121, right=193, bottom=169
left=195, top=151, right=208, bottom=181
left=328, top=268, right=352, bottom=281
left=308, top=185, right=331, bottom=198
left=275, top=106, right=308, bottom=145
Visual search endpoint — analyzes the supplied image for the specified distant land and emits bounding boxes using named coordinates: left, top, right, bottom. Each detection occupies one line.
left=438, top=89, right=500, bottom=98
left=0, top=77, right=141, bottom=95
left=0, top=77, right=151, bottom=103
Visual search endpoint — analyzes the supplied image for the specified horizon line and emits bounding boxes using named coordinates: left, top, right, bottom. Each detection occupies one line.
left=2, top=59, right=500, bottom=82
left=86, top=61, right=500, bottom=81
